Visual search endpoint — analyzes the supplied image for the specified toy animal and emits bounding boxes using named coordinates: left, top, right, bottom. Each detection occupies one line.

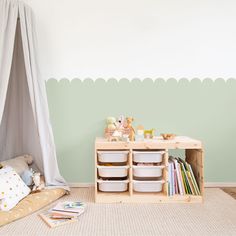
left=32, top=172, right=45, bottom=192
left=126, top=117, right=135, bottom=141
left=117, top=115, right=126, bottom=129
left=106, top=117, right=116, bottom=130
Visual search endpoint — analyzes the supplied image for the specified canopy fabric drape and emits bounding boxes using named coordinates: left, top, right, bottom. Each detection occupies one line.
left=0, top=0, right=69, bottom=190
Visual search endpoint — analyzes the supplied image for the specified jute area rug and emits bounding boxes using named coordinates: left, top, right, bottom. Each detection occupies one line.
left=0, top=188, right=235, bottom=236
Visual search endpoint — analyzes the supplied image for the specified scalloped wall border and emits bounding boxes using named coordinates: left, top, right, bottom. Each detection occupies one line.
left=45, top=78, right=236, bottom=83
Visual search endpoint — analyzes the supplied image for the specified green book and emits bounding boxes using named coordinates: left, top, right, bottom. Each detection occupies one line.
left=181, top=169, right=188, bottom=194
left=180, top=162, right=192, bottom=194
left=188, top=164, right=201, bottom=195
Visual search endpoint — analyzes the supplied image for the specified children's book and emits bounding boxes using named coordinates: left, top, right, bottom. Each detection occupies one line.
left=170, top=162, right=174, bottom=195
left=64, top=201, right=85, bottom=209
left=168, top=163, right=172, bottom=196
left=180, top=162, right=191, bottom=194
left=174, top=169, right=178, bottom=194
left=51, top=201, right=86, bottom=217
left=170, top=157, right=184, bottom=195
left=39, top=211, right=78, bottom=228
left=188, top=164, right=201, bottom=195
left=186, top=171, right=196, bottom=195
left=53, top=201, right=86, bottom=211
left=177, top=163, right=185, bottom=195
left=168, top=157, right=200, bottom=196
left=39, top=201, right=86, bottom=228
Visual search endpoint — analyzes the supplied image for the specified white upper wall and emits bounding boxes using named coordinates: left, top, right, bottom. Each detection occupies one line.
left=25, top=0, right=236, bottom=80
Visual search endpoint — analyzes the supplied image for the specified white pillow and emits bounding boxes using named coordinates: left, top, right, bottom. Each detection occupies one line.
left=0, top=166, right=31, bottom=211
left=1, top=155, right=33, bottom=176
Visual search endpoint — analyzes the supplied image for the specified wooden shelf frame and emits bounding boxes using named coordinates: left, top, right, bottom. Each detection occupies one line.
left=129, top=149, right=133, bottom=196
left=95, top=136, right=204, bottom=203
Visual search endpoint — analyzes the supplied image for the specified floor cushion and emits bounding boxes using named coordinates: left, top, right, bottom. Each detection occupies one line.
left=0, top=188, right=66, bottom=227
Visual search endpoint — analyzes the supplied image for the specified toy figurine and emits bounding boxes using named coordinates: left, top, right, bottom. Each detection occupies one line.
left=144, top=129, right=155, bottom=139
left=135, top=125, right=144, bottom=141
left=126, top=117, right=135, bottom=141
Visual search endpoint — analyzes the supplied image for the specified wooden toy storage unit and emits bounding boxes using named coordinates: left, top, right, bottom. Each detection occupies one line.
left=95, top=136, right=204, bottom=203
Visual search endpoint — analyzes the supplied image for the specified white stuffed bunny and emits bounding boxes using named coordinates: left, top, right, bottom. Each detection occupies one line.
left=32, top=172, right=45, bottom=192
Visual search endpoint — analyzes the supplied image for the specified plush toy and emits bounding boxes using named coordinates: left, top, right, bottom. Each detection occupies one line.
left=106, top=117, right=117, bottom=130
left=117, top=115, right=126, bottom=129
left=32, top=172, right=45, bottom=192
left=126, top=117, right=135, bottom=141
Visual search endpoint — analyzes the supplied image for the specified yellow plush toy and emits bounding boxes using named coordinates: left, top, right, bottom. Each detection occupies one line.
left=106, top=117, right=116, bottom=130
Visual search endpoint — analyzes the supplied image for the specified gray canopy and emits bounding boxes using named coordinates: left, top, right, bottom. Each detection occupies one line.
left=0, top=0, right=68, bottom=190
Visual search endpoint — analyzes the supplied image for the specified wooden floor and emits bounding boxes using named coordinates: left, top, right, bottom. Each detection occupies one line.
left=221, top=187, right=236, bottom=199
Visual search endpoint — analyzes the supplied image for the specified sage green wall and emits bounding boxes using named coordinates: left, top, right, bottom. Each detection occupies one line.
left=46, top=78, right=236, bottom=183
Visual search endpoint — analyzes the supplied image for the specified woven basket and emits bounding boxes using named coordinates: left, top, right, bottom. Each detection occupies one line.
left=104, top=127, right=131, bottom=139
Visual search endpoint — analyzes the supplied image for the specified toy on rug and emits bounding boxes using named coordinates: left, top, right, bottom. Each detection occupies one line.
left=144, top=129, right=155, bottom=139
left=32, top=172, right=45, bottom=193
left=126, top=117, right=135, bottom=141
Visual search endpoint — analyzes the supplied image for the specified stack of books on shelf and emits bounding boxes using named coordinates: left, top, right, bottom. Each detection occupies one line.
left=168, top=156, right=200, bottom=196
left=39, top=201, right=86, bottom=228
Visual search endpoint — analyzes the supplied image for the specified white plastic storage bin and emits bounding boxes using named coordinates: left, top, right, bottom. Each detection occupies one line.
left=133, top=151, right=165, bottom=163
left=97, top=165, right=129, bottom=178
left=133, top=166, right=165, bottom=178
left=97, top=180, right=129, bottom=192
left=133, top=180, right=165, bottom=192
left=97, top=151, right=129, bottom=163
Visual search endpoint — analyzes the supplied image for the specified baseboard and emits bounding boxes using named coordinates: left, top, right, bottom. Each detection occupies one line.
left=204, top=182, right=236, bottom=187
left=68, top=182, right=236, bottom=188
left=68, top=182, right=94, bottom=188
